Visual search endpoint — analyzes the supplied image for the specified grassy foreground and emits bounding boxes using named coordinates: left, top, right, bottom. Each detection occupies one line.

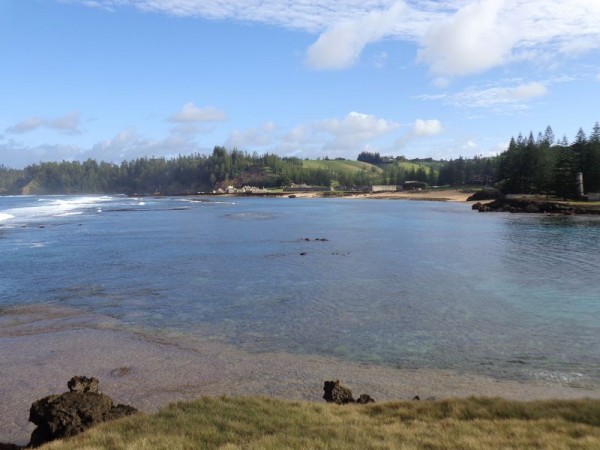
left=41, top=396, right=600, bottom=449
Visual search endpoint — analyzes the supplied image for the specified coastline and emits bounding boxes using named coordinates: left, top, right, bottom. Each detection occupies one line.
left=223, top=188, right=475, bottom=202
left=2, top=304, right=598, bottom=445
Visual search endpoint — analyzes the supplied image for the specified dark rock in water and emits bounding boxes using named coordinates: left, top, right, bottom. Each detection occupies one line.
left=28, top=376, right=137, bottom=448
left=323, top=380, right=354, bottom=404
left=299, top=252, right=308, bottom=256
left=356, top=394, right=375, bottom=404
left=471, top=197, right=600, bottom=215
left=67, top=375, right=99, bottom=393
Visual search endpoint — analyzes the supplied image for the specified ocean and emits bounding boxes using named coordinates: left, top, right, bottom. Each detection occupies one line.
left=1, top=194, right=599, bottom=388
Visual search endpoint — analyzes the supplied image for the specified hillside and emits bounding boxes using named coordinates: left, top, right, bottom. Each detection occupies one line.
left=302, top=159, right=383, bottom=174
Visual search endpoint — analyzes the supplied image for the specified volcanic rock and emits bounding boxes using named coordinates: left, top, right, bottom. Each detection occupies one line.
left=323, top=380, right=354, bottom=404
left=28, top=376, right=137, bottom=448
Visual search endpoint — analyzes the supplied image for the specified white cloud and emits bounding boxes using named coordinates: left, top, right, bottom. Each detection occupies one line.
left=395, top=118, right=443, bottom=148
left=596, top=73, right=600, bottom=82
left=305, top=2, right=405, bottom=70
left=225, top=122, right=276, bottom=149
left=418, top=0, right=515, bottom=76
left=275, top=111, right=400, bottom=158
left=169, top=102, right=227, bottom=123
left=87, top=126, right=205, bottom=161
left=316, top=111, right=400, bottom=148
left=6, top=116, right=45, bottom=134
left=418, top=0, right=600, bottom=77
left=64, top=1, right=600, bottom=76
left=49, top=112, right=82, bottom=132
left=0, top=140, right=82, bottom=167
left=419, top=81, right=548, bottom=111
left=413, top=119, right=442, bottom=136
left=6, top=112, right=82, bottom=135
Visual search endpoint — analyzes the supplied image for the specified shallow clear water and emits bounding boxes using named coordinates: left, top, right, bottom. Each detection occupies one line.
left=1, top=195, right=599, bottom=387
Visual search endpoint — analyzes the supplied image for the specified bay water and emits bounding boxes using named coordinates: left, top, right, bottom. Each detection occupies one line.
left=1, top=195, right=599, bottom=388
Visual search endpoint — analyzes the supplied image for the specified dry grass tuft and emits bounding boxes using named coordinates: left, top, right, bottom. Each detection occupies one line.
left=41, top=396, right=600, bottom=449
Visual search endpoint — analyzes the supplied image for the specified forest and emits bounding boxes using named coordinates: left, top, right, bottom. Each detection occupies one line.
left=1, top=123, right=599, bottom=198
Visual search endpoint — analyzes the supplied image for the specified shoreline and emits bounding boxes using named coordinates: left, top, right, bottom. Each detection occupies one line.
left=205, top=188, right=475, bottom=202
left=1, top=304, right=598, bottom=445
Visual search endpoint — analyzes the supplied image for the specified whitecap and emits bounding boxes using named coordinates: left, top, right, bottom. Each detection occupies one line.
left=0, top=213, right=15, bottom=223
left=54, top=211, right=83, bottom=217
left=3, top=196, right=116, bottom=224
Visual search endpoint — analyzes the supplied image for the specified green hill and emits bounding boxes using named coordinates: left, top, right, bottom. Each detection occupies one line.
left=302, top=159, right=383, bottom=174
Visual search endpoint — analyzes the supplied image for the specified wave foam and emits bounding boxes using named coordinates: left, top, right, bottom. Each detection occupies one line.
left=1, top=196, right=115, bottom=224
left=0, top=212, right=15, bottom=223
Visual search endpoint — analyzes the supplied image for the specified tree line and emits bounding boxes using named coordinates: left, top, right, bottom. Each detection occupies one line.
left=0, top=147, right=378, bottom=195
left=498, top=123, right=600, bottom=198
left=1, top=122, right=598, bottom=197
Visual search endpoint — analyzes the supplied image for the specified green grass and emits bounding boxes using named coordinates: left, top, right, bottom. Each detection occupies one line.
left=302, top=160, right=383, bottom=174
left=396, top=161, right=433, bottom=174
left=41, top=396, right=600, bottom=449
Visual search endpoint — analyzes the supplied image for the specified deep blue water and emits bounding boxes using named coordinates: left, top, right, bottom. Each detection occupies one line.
left=1, top=195, right=599, bottom=387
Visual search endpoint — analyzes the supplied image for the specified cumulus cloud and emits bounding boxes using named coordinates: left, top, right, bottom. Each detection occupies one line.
left=305, top=2, right=406, bottom=70
left=418, top=0, right=600, bottom=77
left=413, top=119, right=443, bottom=136
left=315, top=111, right=400, bottom=149
left=6, top=112, right=82, bottom=135
left=395, top=118, right=443, bottom=148
left=87, top=126, right=206, bottom=161
left=0, top=139, right=83, bottom=168
left=169, top=102, right=227, bottom=123
left=64, top=1, right=600, bottom=76
left=276, top=111, right=400, bottom=158
left=418, top=0, right=516, bottom=76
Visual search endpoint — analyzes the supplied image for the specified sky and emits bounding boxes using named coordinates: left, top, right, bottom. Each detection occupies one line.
left=1, top=0, right=599, bottom=168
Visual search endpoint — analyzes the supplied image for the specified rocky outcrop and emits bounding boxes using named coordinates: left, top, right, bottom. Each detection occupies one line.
left=356, top=394, right=375, bottom=404
left=28, top=376, right=137, bottom=448
left=466, top=188, right=502, bottom=201
left=0, top=443, right=23, bottom=450
left=323, top=380, right=374, bottom=405
left=472, top=198, right=600, bottom=215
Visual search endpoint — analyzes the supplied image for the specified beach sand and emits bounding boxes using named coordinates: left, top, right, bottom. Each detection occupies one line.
left=282, top=189, right=473, bottom=202
left=1, top=304, right=598, bottom=445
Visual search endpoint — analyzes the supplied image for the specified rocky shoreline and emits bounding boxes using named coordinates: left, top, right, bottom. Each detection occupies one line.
left=1, top=377, right=137, bottom=449
left=472, top=197, right=600, bottom=215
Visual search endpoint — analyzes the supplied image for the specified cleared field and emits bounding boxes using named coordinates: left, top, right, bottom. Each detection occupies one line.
left=302, top=160, right=383, bottom=174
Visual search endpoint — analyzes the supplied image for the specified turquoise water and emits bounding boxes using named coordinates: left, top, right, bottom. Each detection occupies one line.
left=1, top=195, right=599, bottom=387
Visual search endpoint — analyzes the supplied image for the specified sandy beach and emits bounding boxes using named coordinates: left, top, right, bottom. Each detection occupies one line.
left=1, top=304, right=598, bottom=445
left=282, top=188, right=473, bottom=202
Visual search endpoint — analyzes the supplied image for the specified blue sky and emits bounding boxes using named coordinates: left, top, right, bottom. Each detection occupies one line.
left=1, top=0, right=599, bottom=168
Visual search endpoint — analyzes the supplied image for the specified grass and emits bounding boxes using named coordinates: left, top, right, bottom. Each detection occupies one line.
left=302, top=160, right=383, bottom=174
left=40, top=396, right=600, bottom=449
